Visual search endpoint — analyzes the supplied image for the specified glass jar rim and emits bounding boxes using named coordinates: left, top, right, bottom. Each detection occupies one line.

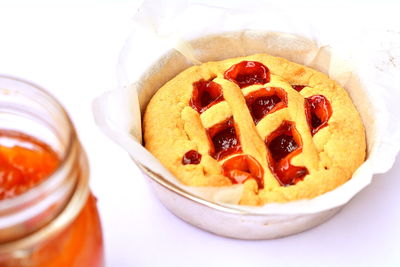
left=0, top=74, right=76, bottom=211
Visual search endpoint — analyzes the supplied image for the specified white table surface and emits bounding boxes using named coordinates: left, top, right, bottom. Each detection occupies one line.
left=0, top=1, right=399, bottom=266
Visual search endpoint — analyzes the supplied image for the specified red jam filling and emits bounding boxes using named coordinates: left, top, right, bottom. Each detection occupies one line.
left=222, top=155, right=264, bottom=189
left=305, top=95, right=332, bottom=135
left=207, top=117, right=242, bottom=160
left=265, top=121, right=308, bottom=186
left=245, top=87, right=288, bottom=124
left=292, top=85, right=306, bottom=92
left=182, top=150, right=202, bottom=165
left=190, top=78, right=224, bottom=113
left=224, top=61, right=270, bottom=88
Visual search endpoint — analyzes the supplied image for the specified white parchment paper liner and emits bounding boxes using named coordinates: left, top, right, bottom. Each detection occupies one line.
left=93, top=1, right=400, bottom=214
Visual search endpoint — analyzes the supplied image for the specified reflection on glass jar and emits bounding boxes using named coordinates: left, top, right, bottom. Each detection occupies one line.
left=0, top=75, right=104, bottom=266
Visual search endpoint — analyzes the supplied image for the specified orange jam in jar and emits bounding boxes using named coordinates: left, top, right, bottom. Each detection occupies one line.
left=0, top=130, right=59, bottom=200
left=0, top=76, right=103, bottom=266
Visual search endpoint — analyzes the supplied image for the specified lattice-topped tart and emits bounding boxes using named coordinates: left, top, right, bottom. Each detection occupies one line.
left=143, top=54, right=366, bottom=205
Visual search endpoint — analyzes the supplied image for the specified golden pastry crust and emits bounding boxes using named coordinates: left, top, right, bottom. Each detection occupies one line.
left=143, top=54, right=366, bottom=205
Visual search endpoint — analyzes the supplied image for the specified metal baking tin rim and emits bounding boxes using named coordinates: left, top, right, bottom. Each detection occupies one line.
left=133, top=158, right=302, bottom=216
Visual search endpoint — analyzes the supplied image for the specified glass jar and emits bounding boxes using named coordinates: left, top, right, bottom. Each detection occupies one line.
left=0, top=75, right=104, bottom=266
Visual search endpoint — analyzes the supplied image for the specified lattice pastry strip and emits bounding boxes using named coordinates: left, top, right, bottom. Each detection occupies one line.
left=242, top=76, right=320, bottom=185
left=213, top=77, right=277, bottom=190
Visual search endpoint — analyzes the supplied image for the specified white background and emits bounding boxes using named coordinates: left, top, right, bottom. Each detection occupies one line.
left=0, top=1, right=399, bottom=266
